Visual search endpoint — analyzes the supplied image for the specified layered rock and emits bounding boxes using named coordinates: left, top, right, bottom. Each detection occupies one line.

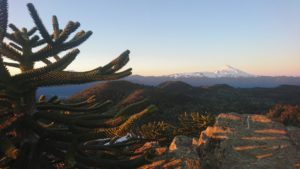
left=199, top=113, right=300, bottom=169
left=138, top=113, right=300, bottom=169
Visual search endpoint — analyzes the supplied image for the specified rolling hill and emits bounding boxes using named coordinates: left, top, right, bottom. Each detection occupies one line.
left=67, top=81, right=300, bottom=121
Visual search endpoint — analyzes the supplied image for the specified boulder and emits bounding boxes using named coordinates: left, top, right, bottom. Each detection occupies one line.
left=139, top=113, right=300, bottom=169
left=199, top=113, right=300, bottom=169
left=139, top=135, right=201, bottom=169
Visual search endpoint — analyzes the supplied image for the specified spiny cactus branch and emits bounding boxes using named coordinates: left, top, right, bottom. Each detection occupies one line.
left=12, top=49, right=79, bottom=81
left=0, top=43, right=22, bottom=61
left=27, top=3, right=53, bottom=45
left=0, top=0, right=8, bottom=41
left=24, top=49, right=132, bottom=86
left=8, top=42, right=22, bottom=51
left=27, top=27, right=37, bottom=36
left=0, top=57, right=10, bottom=82
left=52, top=16, right=59, bottom=40
left=27, top=68, right=131, bottom=87
left=0, top=0, right=10, bottom=83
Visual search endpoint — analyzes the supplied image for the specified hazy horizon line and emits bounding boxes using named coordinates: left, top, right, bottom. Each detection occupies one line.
left=130, top=72, right=300, bottom=77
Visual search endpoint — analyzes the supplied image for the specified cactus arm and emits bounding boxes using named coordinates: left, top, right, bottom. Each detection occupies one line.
left=30, top=31, right=92, bottom=62
left=0, top=0, right=10, bottom=81
left=27, top=3, right=53, bottom=45
left=52, top=16, right=60, bottom=40
left=29, top=68, right=132, bottom=87
left=9, top=42, right=22, bottom=52
left=55, top=21, right=80, bottom=45
left=41, top=58, right=52, bottom=65
left=33, top=105, right=157, bottom=143
left=12, top=49, right=79, bottom=81
left=59, top=95, right=97, bottom=108
left=8, top=24, right=26, bottom=45
left=80, top=105, right=157, bottom=141
left=0, top=43, right=22, bottom=61
left=4, top=32, right=17, bottom=43
left=36, top=100, right=110, bottom=112
left=82, top=138, right=142, bottom=150
left=26, top=50, right=131, bottom=87
left=27, top=27, right=37, bottom=36
left=59, top=30, right=92, bottom=49
left=100, top=50, right=130, bottom=74
left=3, top=61, right=19, bottom=68
left=0, top=0, right=8, bottom=40
left=0, top=57, right=10, bottom=82
left=115, top=99, right=150, bottom=117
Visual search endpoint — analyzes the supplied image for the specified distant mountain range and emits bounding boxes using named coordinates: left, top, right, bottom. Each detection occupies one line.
left=167, top=65, right=254, bottom=78
left=125, top=65, right=300, bottom=88
left=37, top=65, right=300, bottom=97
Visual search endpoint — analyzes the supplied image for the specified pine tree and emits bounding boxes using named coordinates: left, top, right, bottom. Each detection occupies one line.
left=0, top=1, right=158, bottom=168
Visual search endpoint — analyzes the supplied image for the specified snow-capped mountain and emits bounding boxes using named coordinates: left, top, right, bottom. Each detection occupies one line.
left=39, top=65, right=300, bottom=97
left=168, top=65, right=254, bottom=78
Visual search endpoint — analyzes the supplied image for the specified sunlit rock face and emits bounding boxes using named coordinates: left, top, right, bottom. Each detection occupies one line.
left=138, top=113, right=300, bottom=169
left=139, top=135, right=201, bottom=169
left=198, top=113, right=300, bottom=169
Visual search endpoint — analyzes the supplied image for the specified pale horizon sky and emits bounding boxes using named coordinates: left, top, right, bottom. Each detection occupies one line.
left=6, top=0, right=300, bottom=76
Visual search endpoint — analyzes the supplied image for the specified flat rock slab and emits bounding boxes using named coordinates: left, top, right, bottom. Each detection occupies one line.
left=199, top=113, right=300, bottom=169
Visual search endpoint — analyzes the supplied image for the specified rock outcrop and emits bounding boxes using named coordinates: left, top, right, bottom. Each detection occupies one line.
left=139, top=135, right=200, bottom=169
left=199, top=113, right=300, bottom=169
left=139, top=113, right=300, bottom=169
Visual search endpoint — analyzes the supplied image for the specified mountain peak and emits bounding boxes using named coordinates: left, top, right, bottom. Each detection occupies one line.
left=218, top=65, right=244, bottom=72
left=224, top=64, right=237, bottom=70
left=167, top=65, right=254, bottom=78
left=214, top=65, right=253, bottom=78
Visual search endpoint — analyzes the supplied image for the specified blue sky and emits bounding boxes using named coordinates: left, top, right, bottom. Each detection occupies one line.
left=7, top=0, right=300, bottom=76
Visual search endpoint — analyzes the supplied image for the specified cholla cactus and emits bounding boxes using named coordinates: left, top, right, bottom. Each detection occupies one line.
left=0, top=1, right=158, bottom=168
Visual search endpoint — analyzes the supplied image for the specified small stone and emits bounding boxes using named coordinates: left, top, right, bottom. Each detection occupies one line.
left=169, top=135, right=193, bottom=151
